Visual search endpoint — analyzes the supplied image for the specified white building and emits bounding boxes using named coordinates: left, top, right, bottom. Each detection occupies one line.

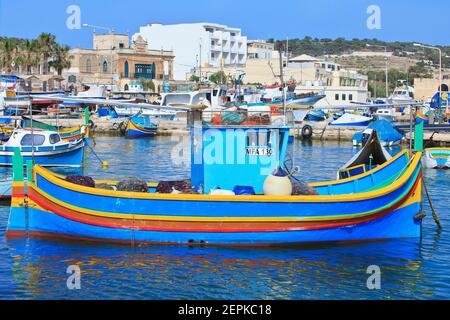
left=134, top=23, right=247, bottom=80
left=247, top=40, right=274, bottom=60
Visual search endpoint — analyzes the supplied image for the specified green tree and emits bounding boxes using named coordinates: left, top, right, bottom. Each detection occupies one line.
left=36, top=33, right=56, bottom=74
left=189, top=74, right=200, bottom=82
left=209, top=71, right=227, bottom=85
left=49, top=44, right=72, bottom=75
left=138, top=78, right=156, bottom=92
left=21, top=39, right=40, bottom=74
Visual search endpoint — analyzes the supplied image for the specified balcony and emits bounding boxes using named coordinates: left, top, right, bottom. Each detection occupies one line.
left=120, top=72, right=156, bottom=80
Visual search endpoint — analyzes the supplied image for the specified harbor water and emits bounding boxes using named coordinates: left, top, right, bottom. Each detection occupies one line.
left=0, top=135, right=449, bottom=299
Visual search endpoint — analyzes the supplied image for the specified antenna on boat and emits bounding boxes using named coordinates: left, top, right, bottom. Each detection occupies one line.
left=28, top=92, right=35, bottom=164
left=278, top=43, right=287, bottom=126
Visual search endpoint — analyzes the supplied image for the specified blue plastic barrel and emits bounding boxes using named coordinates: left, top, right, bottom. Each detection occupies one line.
left=233, top=186, right=256, bottom=195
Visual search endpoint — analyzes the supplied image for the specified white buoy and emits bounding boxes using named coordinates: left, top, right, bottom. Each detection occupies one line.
left=263, top=167, right=292, bottom=196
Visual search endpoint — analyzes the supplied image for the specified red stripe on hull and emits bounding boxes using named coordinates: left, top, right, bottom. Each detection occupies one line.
left=27, top=173, right=421, bottom=233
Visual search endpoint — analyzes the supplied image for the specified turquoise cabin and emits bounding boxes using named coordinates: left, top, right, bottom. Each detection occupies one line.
left=189, top=110, right=290, bottom=194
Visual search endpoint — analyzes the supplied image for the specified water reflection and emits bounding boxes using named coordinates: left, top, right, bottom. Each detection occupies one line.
left=0, top=136, right=449, bottom=299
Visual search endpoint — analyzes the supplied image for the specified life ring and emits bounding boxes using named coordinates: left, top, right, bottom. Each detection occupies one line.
left=301, top=125, right=313, bottom=139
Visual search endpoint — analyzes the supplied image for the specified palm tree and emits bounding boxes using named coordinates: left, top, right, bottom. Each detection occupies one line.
left=0, top=38, right=18, bottom=72
left=20, top=39, right=40, bottom=75
left=49, top=44, right=72, bottom=75
left=36, top=33, right=56, bottom=74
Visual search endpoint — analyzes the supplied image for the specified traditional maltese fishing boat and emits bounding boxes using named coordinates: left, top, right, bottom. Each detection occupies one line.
left=423, top=148, right=450, bottom=169
left=125, top=112, right=158, bottom=138
left=7, top=107, right=424, bottom=246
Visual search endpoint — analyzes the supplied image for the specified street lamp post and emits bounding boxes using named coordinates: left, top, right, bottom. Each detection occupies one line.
left=366, top=43, right=389, bottom=98
left=414, top=43, right=443, bottom=122
left=82, top=23, right=114, bottom=34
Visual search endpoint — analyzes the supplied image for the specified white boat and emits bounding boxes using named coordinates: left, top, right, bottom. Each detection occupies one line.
left=113, top=105, right=177, bottom=120
left=387, top=80, right=416, bottom=105
left=0, top=129, right=84, bottom=167
left=161, top=88, right=228, bottom=108
left=374, top=107, right=396, bottom=122
left=330, top=113, right=373, bottom=126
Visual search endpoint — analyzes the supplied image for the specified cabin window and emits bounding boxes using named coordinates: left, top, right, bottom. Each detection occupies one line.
left=49, top=134, right=61, bottom=144
left=20, top=134, right=46, bottom=146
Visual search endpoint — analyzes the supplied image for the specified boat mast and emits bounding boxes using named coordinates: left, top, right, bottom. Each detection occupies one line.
left=278, top=44, right=286, bottom=125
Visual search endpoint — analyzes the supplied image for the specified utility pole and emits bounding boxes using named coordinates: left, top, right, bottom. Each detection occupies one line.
left=199, top=39, right=202, bottom=83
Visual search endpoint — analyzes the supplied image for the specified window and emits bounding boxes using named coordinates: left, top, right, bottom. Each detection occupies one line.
left=124, top=61, right=129, bottom=78
left=85, top=59, right=91, bottom=73
left=119, top=43, right=124, bottom=49
left=20, top=134, right=46, bottom=146
left=349, top=94, right=353, bottom=101
left=342, top=94, right=346, bottom=100
left=135, top=63, right=155, bottom=79
left=49, top=134, right=61, bottom=144
left=335, top=94, right=339, bottom=101
left=103, top=61, right=108, bottom=73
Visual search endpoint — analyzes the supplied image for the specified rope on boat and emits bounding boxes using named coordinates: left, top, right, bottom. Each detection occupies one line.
left=423, top=179, right=442, bottom=229
left=86, top=142, right=108, bottom=169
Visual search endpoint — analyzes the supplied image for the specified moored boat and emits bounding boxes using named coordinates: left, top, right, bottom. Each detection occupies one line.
left=21, top=115, right=88, bottom=142
left=7, top=108, right=425, bottom=246
left=340, top=129, right=392, bottom=179
left=0, top=128, right=84, bottom=167
left=330, top=113, right=373, bottom=126
left=352, top=119, right=404, bottom=147
left=125, top=113, right=158, bottom=138
left=423, top=148, right=450, bottom=169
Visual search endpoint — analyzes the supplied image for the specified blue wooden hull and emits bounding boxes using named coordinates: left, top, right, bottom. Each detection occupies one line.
left=126, top=128, right=157, bottom=138
left=7, top=150, right=423, bottom=246
left=11, top=203, right=420, bottom=245
left=0, top=144, right=84, bottom=167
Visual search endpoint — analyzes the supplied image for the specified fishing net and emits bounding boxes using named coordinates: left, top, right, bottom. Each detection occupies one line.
left=117, top=177, right=148, bottom=193
left=65, top=175, right=95, bottom=188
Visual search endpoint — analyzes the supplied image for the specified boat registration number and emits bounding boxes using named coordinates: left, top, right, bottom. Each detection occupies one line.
left=246, top=147, right=273, bottom=156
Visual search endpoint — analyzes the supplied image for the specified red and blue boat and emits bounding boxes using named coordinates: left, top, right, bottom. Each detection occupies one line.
left=7, top=108, right=424, bottom=246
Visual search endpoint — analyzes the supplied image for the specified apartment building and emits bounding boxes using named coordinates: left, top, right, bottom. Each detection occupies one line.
left=134, top=23, right=247, bottom=80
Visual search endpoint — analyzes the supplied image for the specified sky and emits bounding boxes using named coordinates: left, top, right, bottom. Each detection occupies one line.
left=0, top=0, right=448, bottom=48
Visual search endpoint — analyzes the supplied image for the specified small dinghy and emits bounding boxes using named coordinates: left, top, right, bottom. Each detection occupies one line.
left=423, top=148, right=450, bottom=169
left=338, top=130, right=392, bottom=179
left=125, top=112, right=158, bottom=138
